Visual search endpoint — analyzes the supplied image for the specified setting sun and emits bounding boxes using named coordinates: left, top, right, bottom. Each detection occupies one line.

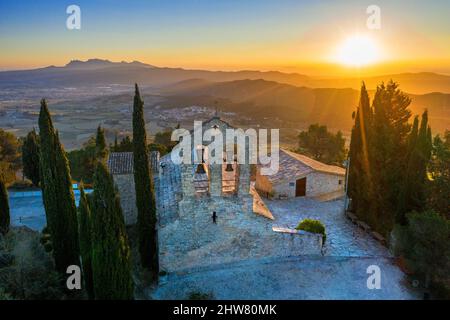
left=335, top=35, right=381, bottom=67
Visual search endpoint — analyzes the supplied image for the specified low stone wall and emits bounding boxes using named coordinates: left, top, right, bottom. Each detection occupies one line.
left=271, top=226, right=323, bottom=254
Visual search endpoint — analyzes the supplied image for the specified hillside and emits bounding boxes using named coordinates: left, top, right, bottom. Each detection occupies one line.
left=158, top=79, right=450, bottom=132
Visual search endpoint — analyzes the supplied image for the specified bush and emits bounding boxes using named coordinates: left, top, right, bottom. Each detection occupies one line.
left=393, top=210, right=450, bottom=297
left=0, top=288, right=12, bottom=300
left=296, top=219, right=326, bottom=242
left=159, top=270, right=168, bottom=276
left=40, top=227, right=52, bottom=253
left=188, top=291, right=214, bottom=300
left=1, top=227, right=64, bottom=299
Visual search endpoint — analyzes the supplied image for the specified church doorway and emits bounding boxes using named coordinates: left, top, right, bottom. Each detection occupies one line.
left=295, top=177, right=306, bottom=197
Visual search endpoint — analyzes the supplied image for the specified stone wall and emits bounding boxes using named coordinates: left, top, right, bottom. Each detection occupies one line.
left=113, top=174, right=138, bottom=225
left=305, top=172, right=344, bottom=197
left=259, top=171, right=344, bottom=199
left=271, top=227, right=323, bottom=255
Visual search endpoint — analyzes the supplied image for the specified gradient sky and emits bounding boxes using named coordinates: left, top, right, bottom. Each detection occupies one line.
left=1, top=0, right=449, bottom=75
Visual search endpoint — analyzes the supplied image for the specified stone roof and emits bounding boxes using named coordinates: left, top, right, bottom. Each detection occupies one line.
left=262, top=149, right=345, bottom=184
left=108, top=151, right=161, bottom=175
left=108, top=152, right=134, bottom=174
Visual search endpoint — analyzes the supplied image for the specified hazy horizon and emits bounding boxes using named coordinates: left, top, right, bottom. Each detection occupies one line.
left=2, top=57, right=450, bottom=79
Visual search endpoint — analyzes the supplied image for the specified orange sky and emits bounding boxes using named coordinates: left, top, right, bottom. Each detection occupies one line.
left=1, top=1, right=449, bottom=76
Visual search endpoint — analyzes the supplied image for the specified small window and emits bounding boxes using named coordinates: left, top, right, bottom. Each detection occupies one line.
left=289, top=182, right=295, bottom=187
left=338, top=180, right=343, bottom=185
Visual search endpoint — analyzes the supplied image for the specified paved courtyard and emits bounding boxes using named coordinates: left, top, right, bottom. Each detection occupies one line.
left=151, top=255, right=418, bottom=300
left=151, top=197, right=420, bottom=300
left=267, top=197, right=388, bottom=257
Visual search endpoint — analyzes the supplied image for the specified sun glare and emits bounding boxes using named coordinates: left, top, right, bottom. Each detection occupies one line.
left=335, top=35, right=380, bottom=67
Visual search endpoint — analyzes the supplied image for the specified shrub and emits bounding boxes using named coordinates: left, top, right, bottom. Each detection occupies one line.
left=0, top=288, right=12, bottom=300
left=393, top=210, right=450, bottom=297
left=40, top=227, right=53, bottom=253
left=188, top=291, right=214, bottom=300
left=159, top=270, right=168, bottom=276
left=296, top=219, right=326, bottom=242
left=1, top=227, right=64, bottom=299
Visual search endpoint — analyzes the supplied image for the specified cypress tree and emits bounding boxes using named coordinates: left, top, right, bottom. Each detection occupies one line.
left=0, top=178, right=10, bottom=235
left=370, top=81, right=411, bottom=234
left=427, top=133, right=450, bottom=218
left=348, top=83, right=373, bottom=222
left=78, top=183, right=94, bottom=299
left=91, top=162, right=134, bottom=300
left=113, top=133, right=119, bottom=152
left=349, top=81, right=414, bottom=235
left=397, top=110, right=432, bottom=223
left=132, top=84, right=159, bottom=277
left=38, top=99, right=79, bottom=273
left=396, top=116, right=419, bottom=224
left=418, top=110, right=433, bottom=165
left=22, top=128, right=41, bottom=187
left=95, top=125, right=108, bottom=161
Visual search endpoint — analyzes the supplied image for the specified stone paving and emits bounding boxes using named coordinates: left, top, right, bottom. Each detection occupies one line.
left=151, top=255, right=419, bottom=300
left=151, top=196, right=420, bottom=300
left=266, top=197, right=389, bottom=257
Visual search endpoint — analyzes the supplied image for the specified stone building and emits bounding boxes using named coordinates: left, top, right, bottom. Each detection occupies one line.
left=108, top=117, right=323, bottom=272
left=255, top=149, right=346, bottom=200
left=107, top=152, right=137, bottom=224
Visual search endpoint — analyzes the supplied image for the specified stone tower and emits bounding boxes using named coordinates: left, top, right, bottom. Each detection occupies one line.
left=178, top=116, right=253, bottom=221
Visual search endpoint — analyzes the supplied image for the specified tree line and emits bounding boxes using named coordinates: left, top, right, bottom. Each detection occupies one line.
left=347, top=81, right=449, bottom=297
left=0, top=84, right=159, bottom=299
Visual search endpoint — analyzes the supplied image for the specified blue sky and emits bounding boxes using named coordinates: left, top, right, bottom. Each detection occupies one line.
left=0, top=0, right=449, bottom=74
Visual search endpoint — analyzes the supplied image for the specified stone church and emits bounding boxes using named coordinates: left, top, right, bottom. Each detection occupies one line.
left=108, top=116, right=322, bottom=272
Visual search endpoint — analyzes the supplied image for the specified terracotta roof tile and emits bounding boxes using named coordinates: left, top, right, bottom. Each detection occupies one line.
left=108, top=152, right=134, bottom=175
left=108, top=151, right=161, bottom=175
left=282, top=149, right=346, bottom=176
left=262, top=149, right=345, bottom=184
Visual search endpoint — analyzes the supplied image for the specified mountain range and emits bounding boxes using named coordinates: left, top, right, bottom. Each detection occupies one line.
left=1, top=59, right=449, bottom=94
